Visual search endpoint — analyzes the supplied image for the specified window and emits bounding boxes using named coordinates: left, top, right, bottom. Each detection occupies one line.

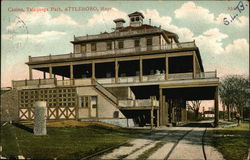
left=91, top=43, right=96, bottom=51
left=107, top=42, right=112, bottom=50
left=118, top=41, right=124, bottom=49
left=131, top=18, right=135, bottom=22
left=81, top=44, right=86, bottom=53
left=135, top=39, right=140, bottom=47
left=136, top=17, right=139, bottom=21
left=91, top=96, right=97, bottom=109
left=147, top=38, right=152, bottom=46
left=79, top=96, right=97, bottom=108
left=79, top=96, right=88, bottom=108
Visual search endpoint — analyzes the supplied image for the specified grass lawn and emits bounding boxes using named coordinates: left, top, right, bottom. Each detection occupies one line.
left=218, top=120, right=237, bottom=126
left=1, top=121, right=152, bottom=159
left=207, top=122, right=250, bottom=160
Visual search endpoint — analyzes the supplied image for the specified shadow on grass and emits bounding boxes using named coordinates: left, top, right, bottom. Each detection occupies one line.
left=12, top=123, right=33, bottom=133
left=180, top=122, right=213, bottom=128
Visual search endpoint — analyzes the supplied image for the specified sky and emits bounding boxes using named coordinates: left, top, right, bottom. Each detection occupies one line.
left=1, top=0, right=249, bottom=91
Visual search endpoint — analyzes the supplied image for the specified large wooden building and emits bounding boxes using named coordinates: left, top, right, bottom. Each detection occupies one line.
left=13, top=11, right=219, bottom=127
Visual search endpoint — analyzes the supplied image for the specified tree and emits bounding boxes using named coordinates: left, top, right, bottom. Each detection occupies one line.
left=219, top=75, right=249, bottom=121
left=188, top=100, right=201, bottom=121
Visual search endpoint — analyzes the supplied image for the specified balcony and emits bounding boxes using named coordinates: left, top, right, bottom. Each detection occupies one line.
left=28, top=41, right=196, bottom=63
left=12, top=71, right=217, bottom=89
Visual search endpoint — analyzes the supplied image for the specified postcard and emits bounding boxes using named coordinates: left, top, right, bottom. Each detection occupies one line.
left=1, top=1, right=249, bottom=160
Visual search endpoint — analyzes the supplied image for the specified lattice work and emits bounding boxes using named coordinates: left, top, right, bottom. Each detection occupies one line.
left=19, top=109, right=29, bottom=120
left=58, top=107, right=67, bottom=119
left=18, top=87, right=78, bottom=121
left=30, top=108, right=34, bottom=120
left=68, top=107, right=76, bottom=119
left=48, top=107, right=57, bottom=119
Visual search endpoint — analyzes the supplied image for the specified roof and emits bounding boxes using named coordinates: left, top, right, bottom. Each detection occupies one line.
left=128, top=11, right=144, bottom=18
left=72, top=24, right=179, bottom=44
left=116, top=24, right=179, bottom=42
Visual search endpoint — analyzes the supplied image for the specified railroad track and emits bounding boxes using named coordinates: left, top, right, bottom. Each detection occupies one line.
left=81, top=128, right=208, bottom=160
left=164, top=128, right=208, bottom=160
left=80, top=130, right=176, bottom=160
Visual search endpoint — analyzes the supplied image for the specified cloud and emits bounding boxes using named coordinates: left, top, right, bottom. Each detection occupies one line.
left=85, top=8, right=128, bottom=26
left=7, top=10, right=78, bottom=30
left=175, top=1, right=215, bottom=23
left=2, top=31, right=66, bottom=43
left=193, top=29, right=249, bottom=77
left=194, top=28, right=228, bottom=54
left=141, top=9, right=194, bottom=41
left=175, top=1, right=249, bottom=28
left=223, top=38, right=249, bottom=55
left=194, top=28, right=248, bottom=56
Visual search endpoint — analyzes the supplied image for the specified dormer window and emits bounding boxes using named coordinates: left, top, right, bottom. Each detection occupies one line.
left=135, top=39, right=140, bottom=47
left=91, top=43, right=96, bottom=51
left=81, top=44, right=86, bottom=53
left=118, top=41, right=124, bottom=49
left=107, top=42, right=112, bottom=50
left=147, top=38, right=152, bottom=46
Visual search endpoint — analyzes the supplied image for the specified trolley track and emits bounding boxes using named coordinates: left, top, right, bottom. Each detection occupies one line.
left=81, top=129, right=177, bottom=160
left=81, top=127, right=209, bottom=160
left=164, top=128, right=208, bottom=160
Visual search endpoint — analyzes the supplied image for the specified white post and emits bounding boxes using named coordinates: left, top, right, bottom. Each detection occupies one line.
left=33, top=101, right=47, bottom=135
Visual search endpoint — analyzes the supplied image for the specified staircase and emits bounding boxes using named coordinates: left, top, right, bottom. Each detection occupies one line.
left=92, top=79, right=118, bottom=105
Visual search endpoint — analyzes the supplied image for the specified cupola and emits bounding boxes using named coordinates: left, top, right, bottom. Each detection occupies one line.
left=128, top=11, right=144, bottom=27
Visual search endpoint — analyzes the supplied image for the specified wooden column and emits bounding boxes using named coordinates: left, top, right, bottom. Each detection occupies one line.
left=92, top=62, right=95, bottom=80
left=29, top=66, right=33, bottom=80
left=115, top=59, right=118, bottom=83
left=165, top=55, right=168, bottom=80
left=162, top=96, right=166, bottom=125
left=150, top=108, right=154, bottom=129
left=70, top=64, right=73, bottom=80
left=43, top=72, right=46, bottom=79
left=159, top=88, right=163, bottom=126
left=140, top=57, right=143, bottom=82
left=157, top=109, right=160, bottom=127
left=214, top=86, right=219, bottom=127
left=165, top=100, right=169, bottom=125
left=49, top=65, right=52, bottom=79
left=193, top=54, right=196, bottom=79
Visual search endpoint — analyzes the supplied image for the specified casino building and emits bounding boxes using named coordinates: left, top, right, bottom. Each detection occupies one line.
left=12, top=11, right=219, bottom=127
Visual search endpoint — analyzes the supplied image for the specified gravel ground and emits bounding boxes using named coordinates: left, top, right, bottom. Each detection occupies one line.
left=168, top=128, right=205, bottom=159
left=99, top=123, right=224, bottom=160
left=100, top=138, right=152, bottom=159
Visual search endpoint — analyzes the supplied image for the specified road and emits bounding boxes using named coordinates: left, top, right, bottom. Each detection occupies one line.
left=98, top=121, right=224, bottom=160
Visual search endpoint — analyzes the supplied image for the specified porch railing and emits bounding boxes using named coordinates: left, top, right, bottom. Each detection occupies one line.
left=12, top=71, right=217, bottom=88
left=118, top=99, right=159, bottom=107
left=29, top=41, right=196, bottom=63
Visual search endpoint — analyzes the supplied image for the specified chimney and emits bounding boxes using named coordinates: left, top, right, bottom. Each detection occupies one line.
left=113, top=18, right=126, bottom=29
